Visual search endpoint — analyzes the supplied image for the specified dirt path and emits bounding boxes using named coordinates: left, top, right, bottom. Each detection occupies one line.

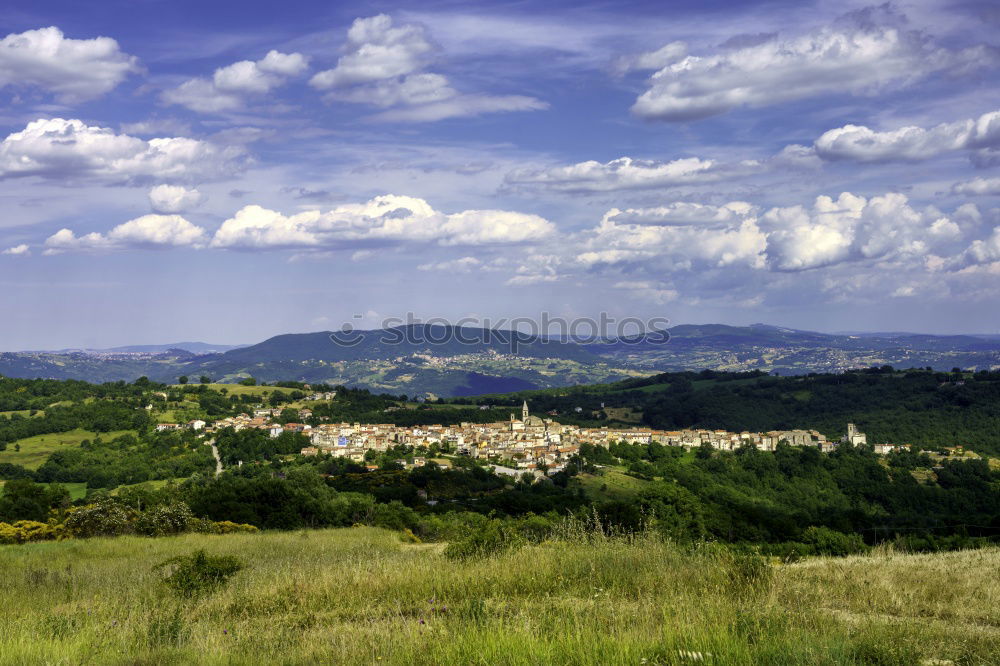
left=208, top=439, right=223, bottom=477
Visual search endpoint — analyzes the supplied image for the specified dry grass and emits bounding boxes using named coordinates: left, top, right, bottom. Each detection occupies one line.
left=0, top=529, right=997, bottom=664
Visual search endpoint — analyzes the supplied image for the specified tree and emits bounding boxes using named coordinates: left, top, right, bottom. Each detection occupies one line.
left=179, top=376, right=189, bottom=385
left=199, top=376, right=211, bottom=384
left=0, top=480, right=69, bottom=523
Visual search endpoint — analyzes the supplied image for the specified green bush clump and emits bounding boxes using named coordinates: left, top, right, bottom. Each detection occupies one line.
left=801, top=525, right=868, bottom=556
left=63, top=497, right=132, bottom=538
left=154, top=549, right=244, bottom=597
left=444, top=518, right=525, bottom=561
left=134, top=502, right=193, bottom=537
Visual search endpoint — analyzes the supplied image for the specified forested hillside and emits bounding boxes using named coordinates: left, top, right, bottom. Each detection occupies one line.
left=455, top=367, right=1000, bottom=454
left=1, top=370, right=999, bottom=556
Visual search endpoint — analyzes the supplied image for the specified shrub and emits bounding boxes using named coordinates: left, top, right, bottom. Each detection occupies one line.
left=370, top=500, right=420, bottom=532
left=444, top=518, right=525, bottom=561
left=0, top=520, right=56, bottom=544
left=63, top=498, right=132, bottom=538
left=134, top=502, right=194, bottom=537
left=801, top=526, right=868, bottom=556
left=188, top=518, right=259, bottom=534
left=212, top=520, right=259, bottom=534
left=154, top=549, right=244, bottom=597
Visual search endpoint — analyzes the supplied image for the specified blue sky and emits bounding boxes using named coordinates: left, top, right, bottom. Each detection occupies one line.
left=0, top=0, right=999, bottom=349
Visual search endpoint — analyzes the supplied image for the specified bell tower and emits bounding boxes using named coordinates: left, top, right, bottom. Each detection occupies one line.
left=522, top=400, right=529, bottom=421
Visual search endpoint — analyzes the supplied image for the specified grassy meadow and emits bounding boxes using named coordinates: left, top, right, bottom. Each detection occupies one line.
left=1, top=527, right=998, bottom=665
left=0, top=429, right=134, bottom=469
left=168, top=384, right=295, bottom=398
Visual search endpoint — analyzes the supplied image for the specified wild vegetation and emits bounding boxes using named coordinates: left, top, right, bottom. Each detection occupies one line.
left=1, top=526, right=998, bottom=664
left=0, top=371, right=998, bottom=662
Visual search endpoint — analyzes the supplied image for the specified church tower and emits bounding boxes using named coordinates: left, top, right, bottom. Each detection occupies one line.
left=522, top=400, right=529, bottom=421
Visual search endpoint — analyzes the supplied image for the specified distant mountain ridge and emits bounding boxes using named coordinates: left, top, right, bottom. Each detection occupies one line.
left=2, top=323, right=1000, bottom=396
left=37, top=342, right=244, bottom=354
left=218, top=325, right=600, bottom=364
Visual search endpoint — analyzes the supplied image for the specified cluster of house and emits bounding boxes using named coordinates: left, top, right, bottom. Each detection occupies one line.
left=154, top=398, right=896, bottom=471
left=304, top=391, right=337, bottom=402
left=296, top=402, right=880, bottom=471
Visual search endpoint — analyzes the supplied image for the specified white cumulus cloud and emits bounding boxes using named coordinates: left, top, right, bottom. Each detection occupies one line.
left=629, top=11, right=994, bottom=121
left=572, top=193, right=978, bottom=277
left=2, top=244, right=30, bottom=256
left=310, top=14, right=434, bottom=89
left=210, top=194, right=554, bottom=250
left=163, top=50, right=309, bottom=113
left=578, top=203, right=767, bottom=271
left=311, top=14, right=545, bottom=122
left=963, top=227, right=1000, bottom=266
left=148, top=185, right=205, bottom=213
left=813, top=109, right=1000, bottom=163
left=0, top=26, right=139, bottom=102
left=44, top=214, right=207, bottom=253
left=952, top=177, right=1000, bottom=196
left=0, top=118, right=248, bottom=184
left=762, top=192, right=962, bottom=271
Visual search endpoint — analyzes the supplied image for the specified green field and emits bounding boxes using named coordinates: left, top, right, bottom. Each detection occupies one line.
left=1, top=479, right=180, bottom=501
left=574, top=467, right=651, bottom=501
left=0, top=528, right=997, bottom=664
left=0, top=428, right=134, bottom=469
left=110, top=478, right=186, bottom=495
left=0, top=480, right=87, bottom=500
left=0, top=410, right=42, bottom=418
left=170, top=384, right=295, bottom=398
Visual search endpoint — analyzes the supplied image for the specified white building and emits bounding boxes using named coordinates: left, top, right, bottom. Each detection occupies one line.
left=842, top=423, right=867, bottom=446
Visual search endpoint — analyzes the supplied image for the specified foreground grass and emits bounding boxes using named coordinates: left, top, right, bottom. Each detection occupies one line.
left=0, top=529, right=997, bottom=665
left=0, top=429, right=135, bottom=469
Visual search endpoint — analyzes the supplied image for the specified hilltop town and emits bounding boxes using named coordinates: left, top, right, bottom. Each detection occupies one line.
left=156, top=398, right=896, bottom=474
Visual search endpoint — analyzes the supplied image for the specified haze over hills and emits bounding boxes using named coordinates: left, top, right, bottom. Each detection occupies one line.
left=37, top=342, right=246, bottom=355
left=1, top=323, right=999, bottom=397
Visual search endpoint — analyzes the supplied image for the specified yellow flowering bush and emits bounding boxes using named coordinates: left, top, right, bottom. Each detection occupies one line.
left=0, top=520, right=57, bottom=544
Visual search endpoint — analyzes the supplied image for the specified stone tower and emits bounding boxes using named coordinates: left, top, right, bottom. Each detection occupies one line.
left=522, top=400, right=529, bottom=421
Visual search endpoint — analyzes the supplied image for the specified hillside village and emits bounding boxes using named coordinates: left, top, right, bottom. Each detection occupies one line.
left=155, top=397, right=908, bottom=474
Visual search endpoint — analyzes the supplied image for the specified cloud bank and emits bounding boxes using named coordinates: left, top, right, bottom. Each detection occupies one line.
left=310, top=14, right=546, bottom=122
left=0, top=118, right=248, bottom=184
left=629, top=10, right=994, bottom=121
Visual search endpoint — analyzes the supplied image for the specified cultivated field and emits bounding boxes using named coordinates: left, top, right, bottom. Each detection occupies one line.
left=1, top=528, right=997, bottom=664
